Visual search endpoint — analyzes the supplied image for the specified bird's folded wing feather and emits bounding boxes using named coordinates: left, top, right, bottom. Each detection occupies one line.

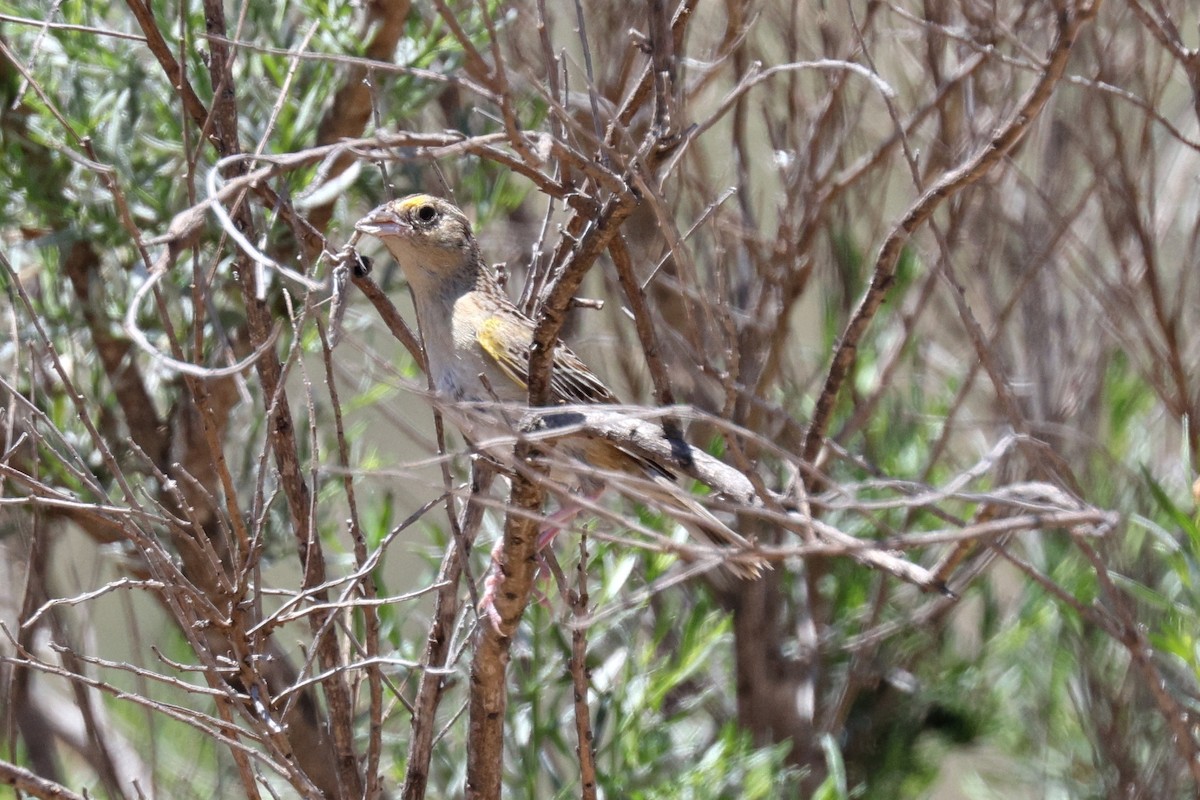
left=476, top=313, right=619, bottom=405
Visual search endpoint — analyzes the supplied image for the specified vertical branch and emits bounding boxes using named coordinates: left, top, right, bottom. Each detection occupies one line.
left=466, top=471, right=544, bottom=800
left=569, top=534, right=598, bottom=800
left=528, top=194, right=641, bottom=405
left=646, top=0, right=677, bottom=135
left=318, top=322, right=383, bottom=798
left=403, top=463, right=494, bottom=800
left=199, top=0, right=360, bottom=794
left=608, top=234, right=676, bottom=408
left=605, top=0, right=700, bottom=141
left=465, top=194, right=641, bottom=798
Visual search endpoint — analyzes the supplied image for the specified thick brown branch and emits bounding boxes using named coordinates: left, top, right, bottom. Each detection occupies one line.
left=465, top=466, right=544, bottom=800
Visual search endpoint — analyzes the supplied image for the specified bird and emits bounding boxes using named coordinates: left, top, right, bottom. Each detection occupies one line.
left=354, top=194, right=764, bottom=598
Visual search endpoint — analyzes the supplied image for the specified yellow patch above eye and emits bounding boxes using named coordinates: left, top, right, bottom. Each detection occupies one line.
left=396, top=194, right=438, bottom=213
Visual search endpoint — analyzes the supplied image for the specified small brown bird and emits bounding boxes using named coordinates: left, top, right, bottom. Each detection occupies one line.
left=355, top=194, right=763, bottom=585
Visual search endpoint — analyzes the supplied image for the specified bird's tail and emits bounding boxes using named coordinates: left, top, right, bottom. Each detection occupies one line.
left=646, top=474, right=767, bottom=580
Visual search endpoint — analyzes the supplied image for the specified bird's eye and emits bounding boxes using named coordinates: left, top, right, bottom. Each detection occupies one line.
left=416, top=204, right=438, bottom=223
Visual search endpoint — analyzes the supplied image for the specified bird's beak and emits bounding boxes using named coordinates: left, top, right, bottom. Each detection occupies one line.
left=355, top=204, right=408, bottom=238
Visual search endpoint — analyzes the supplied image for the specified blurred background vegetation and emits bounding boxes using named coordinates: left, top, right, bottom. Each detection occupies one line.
left=2, top=0, right=1200, bottom=798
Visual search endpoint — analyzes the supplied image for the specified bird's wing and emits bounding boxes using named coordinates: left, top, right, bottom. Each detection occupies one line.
left=476, top=311, right=620, bottom=406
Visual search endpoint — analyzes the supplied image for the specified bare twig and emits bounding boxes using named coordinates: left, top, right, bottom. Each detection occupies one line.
left=803, top=1, right=1098, bottom=466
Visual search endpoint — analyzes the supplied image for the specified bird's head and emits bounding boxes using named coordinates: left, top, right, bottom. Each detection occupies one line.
left=356, top=194, right=479, bottom=281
